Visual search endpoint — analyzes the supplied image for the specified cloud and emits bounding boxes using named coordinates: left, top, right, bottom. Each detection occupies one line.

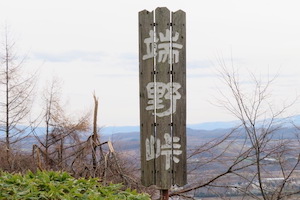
left=119, top=53, right=138, bottom=61
left=96, top=73, right=136, bottom=78
left=187, top=73, right=216, bottom=78
left=31, top=50, right=106, bottom=62
left=187, top=60, right=214, bottom=69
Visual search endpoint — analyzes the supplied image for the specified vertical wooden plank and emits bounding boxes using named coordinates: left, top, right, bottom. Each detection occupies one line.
left=172, top=10, right=187, bottom=186
left=139, top=10, right=155, bottom=186
left=155, top=7, right=172, bottom=189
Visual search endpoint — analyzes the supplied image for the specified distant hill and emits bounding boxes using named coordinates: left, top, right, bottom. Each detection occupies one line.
left=100, top=114, right=300, bottom=135
left=99, top=120, right=241, bottom=135
left=7, top=115, right=300, bottom=152
left=102, top=125, right=300, bottom=153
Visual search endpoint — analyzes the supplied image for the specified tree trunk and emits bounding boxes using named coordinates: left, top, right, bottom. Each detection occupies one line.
left=92, top=94, right=99, bottom=171
left=5, top=33, right=10, bottom=164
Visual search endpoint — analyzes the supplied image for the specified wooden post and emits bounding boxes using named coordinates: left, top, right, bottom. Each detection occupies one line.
left=171, top=10, right=187, bottom=186
left=161, top=189, right=169, bottom=200
left=139, top=7, right=187, bottom=194
left=155, top=7, right=172, bottom=190
left=139, top=9, right=156, bottom=186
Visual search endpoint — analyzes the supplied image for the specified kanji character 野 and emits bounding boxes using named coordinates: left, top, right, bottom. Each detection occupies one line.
left=145, top=82, right=181, bottom=117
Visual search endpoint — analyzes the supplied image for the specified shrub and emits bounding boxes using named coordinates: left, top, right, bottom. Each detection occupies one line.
left=0, top=170, right=150, bottom=200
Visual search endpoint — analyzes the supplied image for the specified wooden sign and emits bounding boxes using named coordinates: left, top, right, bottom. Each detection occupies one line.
left=139, top=7, right=186, bottom=189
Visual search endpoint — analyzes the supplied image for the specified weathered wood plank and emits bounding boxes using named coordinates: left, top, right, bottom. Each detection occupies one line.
left=139, top=9, right=155, bottom=187
left=171, top=10, right=187, bottom=186
left=155, top=7, right=172, bottom=189
left=139, top=7, right=187, bottom=189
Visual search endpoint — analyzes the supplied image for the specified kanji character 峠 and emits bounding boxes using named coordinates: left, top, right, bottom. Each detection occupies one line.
left=145, top=133, right=182, bottom=170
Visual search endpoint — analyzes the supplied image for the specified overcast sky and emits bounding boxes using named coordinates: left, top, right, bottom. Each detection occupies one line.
left=1, top=0, right=300, bottom=127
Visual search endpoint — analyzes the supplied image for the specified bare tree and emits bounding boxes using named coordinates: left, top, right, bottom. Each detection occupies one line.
left=0, top=26, right=36, bottom=168
left=41, top=77, right=62, bottom=166
left=33, top=77, right=90, bottom=170
left=70, top=93, right=106, bottom=178
left=170, top=62, right=300, bottom=199
left=214, top=62, right=300, bottom=199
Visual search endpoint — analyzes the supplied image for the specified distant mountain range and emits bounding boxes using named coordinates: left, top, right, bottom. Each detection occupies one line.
left=99, top=121, right=240, bottom=135
left=100, top=114, right=300, bottom=135
left=5, top=115, right=300, bottom=152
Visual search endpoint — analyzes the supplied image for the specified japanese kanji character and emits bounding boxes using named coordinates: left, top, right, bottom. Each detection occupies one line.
left=142, top=29, right=183, bottom=64
left=145, top=82, right=181, bottom=117
left=145, top=133, right=182, bottom=170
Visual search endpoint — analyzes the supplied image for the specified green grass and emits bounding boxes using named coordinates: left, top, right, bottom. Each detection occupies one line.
left=0, top=170, right=150, bottom=200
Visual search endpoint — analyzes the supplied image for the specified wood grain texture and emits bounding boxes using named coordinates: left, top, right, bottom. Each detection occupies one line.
left=155, top=7, right=172, bottom=189
left=139, top=9, right=155, bottom=187
left=172, top=10, right=187, bottom=186
left=139, top=7, right=187, bottom=189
